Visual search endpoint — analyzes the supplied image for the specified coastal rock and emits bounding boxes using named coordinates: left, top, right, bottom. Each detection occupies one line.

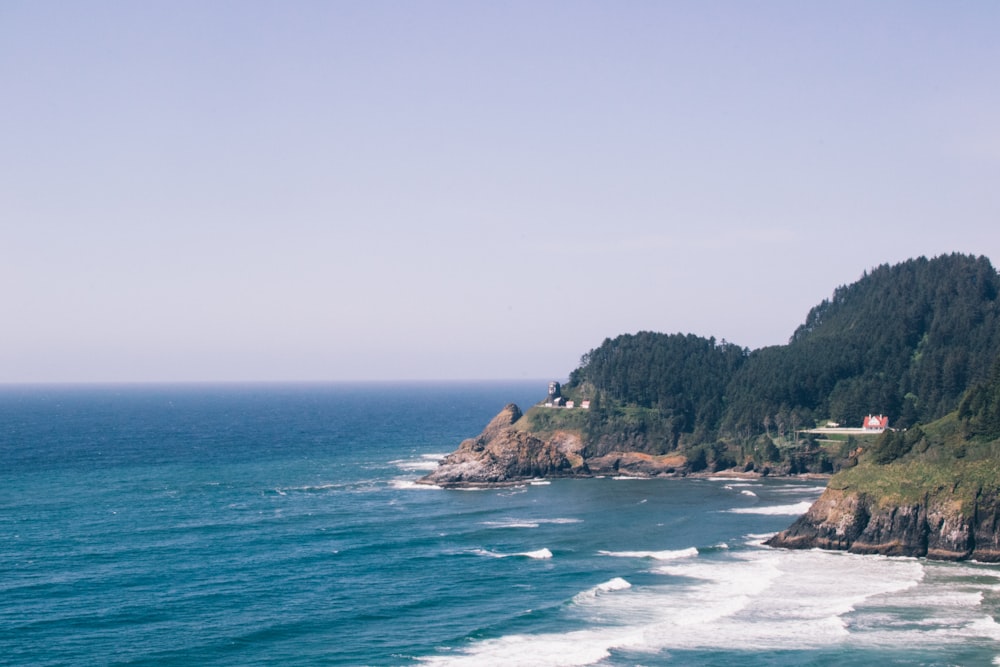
left=766, top=486, right=1000, bottom=562
left=925, top=498, right=973, bottom=560
left=417, top=404, right=697, bottom=488
left=849, top=502, right=928, bottom=557
left=585, top=451, right=688, bottom=477
left=971, top=492, right=1000, bottom=562
left=763, top=488, right=869, bottom=551
left=417, top=404, right=587, bottom=487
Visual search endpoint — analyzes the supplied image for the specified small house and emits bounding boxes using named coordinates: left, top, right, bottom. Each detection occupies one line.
left=863, top=414, right=889, bottom=432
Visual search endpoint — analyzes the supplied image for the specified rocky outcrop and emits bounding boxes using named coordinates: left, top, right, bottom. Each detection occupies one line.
left=418, top=404, right=693, bottom=487
left=584, top=451, right=688, bottom=477
left=417, top=404, right=588, bottom=487
left=766, top=486, right=1000, bottom=562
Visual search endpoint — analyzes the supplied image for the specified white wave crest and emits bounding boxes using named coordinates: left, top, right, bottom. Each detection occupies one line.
left=483, top=518, right=582, bottom=529
left=473, top=547, right=553, bottom=560
left=598, top=547, right=699, bottom=561
left=482, top=520, right=540, bottom=529
left=419, top=629, right=629, bottom=666
left=519, top=548, right=554, bottom=559
left=595, top=577, right=631, bottom=592
left=724, top=484, right=761, bottom=498
left=427, top=547, right=940, bottom=665
left=728, top=501, right=814, bottom=515
left=391, top=453, right=448, bottom=471
left=573, top=577, right=632, bottom=603
left=389, top=479, right=441, bottom=490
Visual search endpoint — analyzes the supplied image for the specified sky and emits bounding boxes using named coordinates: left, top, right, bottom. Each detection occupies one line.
left=2, top=2, right=999, bottom=383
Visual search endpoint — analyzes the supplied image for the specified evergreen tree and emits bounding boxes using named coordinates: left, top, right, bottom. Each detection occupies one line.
left=561, top=254, right=1000, bottom=458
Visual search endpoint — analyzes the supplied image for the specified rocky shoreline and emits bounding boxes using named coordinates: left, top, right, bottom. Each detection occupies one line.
left=417, top=403, right=697, bottom=488
left=419, top=405, right=1000, bottom=563
left=417, top=403, right=824, bottom=488
left=765, top=486, right=1000, bottom=562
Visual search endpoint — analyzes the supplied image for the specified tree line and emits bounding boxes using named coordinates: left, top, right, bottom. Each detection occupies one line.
left=564, top=253, right=1000, bottom=456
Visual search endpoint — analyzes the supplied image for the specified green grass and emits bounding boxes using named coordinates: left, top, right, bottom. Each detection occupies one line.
left=522, top=405, right=589, bottom=434
left=832, top=457, right=1000, bottom=514
left=828, top=414, right=1000, bottom=512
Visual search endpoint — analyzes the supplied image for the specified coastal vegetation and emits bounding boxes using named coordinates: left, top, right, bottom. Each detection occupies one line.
left=829, top=356, right=1000, bottom=504
left=766, top=373, right=1000, bottom=560
left=424, top=252, right=1000, bottom=559
left=541, top=253, right=1000, bottom=473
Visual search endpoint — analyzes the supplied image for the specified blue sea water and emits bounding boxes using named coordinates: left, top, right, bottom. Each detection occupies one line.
left=3, top=382, right=1000, bottom=666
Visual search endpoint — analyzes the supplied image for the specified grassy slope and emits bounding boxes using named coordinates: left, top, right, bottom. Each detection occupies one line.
left=828, top=413, right=1000, bottom=512
left=516, top=405, right=589, bottom=435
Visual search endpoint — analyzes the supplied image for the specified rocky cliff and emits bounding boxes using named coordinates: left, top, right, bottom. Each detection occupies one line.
left=766, top=485, right=1000, bottom=562
left=417, top=404, right=584, bottom=487
left=417, top=404, right=690, bottom=487
left=423, top=406, right=1000, bottom=563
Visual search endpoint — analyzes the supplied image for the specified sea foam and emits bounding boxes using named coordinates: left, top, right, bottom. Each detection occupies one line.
left=389, top=479, right=442, bottom=490
left=473, top=548, right=553, bottom=560
left=482, top=520, right=541, bottom=529
left=427, top=545, right=956, bottom=665
left=391, top=453, right=448, bottom=471
left=572, top=577, right=632, bottom=603
left=727, top=500, right=814, bottom=515
left=483, top=518, right=582, bottom=529
left=598, top=547, right=698, bottom=561
left=518, top=548, right=554, bottom=559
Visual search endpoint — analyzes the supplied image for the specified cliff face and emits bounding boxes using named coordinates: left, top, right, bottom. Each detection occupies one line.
left=425, top=407, right=1000, bottom=563
left=417, top=404, right=585, bottom=487
left=418, top=404, right=690, bottom=487
left=766, top=486, right=1000, bottom=562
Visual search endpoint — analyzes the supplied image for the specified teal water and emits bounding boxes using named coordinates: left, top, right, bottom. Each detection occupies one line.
left=3, top=383, right=1000, bottom=666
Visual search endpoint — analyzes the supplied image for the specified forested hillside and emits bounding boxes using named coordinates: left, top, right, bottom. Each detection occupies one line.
left=766, top=341, right=1000, bottom=560
left=958, top=355, right=1000, bottom=440
left=566, top=332, right=746, bottom=447
left=560, top=254, right=1000, bottom=465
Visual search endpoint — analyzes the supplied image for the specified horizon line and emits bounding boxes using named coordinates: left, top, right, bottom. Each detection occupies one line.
left=0, top=377, right=561, bottom=388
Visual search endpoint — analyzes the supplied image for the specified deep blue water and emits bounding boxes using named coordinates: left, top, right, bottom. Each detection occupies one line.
left=3, top=382, right=1000, bottom=666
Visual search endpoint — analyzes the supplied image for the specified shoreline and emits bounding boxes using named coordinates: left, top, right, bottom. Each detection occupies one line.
left=418, top=468, right=833, bottom=490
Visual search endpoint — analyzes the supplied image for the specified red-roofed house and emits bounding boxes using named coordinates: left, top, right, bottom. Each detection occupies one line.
left=863, top=414, right=889, bottom=432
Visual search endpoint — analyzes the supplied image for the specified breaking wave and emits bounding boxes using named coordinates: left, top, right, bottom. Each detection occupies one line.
left=473, top=548, right=554, bottom=560
left=727, top=501, right=814, bottom=515
left=598, top=547, right=699, bottom=561
left=420, top=545, right=996, bottom=666
left=572, top=577, right=632, bottom=603
left=390, top=453, right=448, bottom=472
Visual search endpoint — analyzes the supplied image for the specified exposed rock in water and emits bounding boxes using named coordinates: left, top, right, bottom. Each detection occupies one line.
left=766, top=487, right=1000, bottom=562
left=417, top=404, right=696, bottom=488
left=416, top=404, right=588, bottom=487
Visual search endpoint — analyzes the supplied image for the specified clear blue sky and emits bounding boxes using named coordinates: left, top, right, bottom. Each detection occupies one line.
left=2, top=2, right=998, bottom=383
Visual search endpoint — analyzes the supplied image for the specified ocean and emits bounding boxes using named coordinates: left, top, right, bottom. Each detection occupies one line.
left=3, top=381, right=1000, bottom=666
